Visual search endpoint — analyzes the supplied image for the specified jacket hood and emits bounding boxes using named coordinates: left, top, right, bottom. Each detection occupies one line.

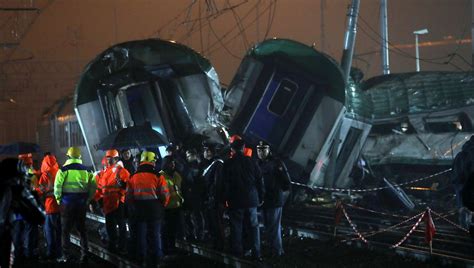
left=41, top=155, right=59, bottom=173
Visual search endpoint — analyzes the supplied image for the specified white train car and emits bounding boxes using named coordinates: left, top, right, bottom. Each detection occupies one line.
left=37, top=95, right=93, bottom=168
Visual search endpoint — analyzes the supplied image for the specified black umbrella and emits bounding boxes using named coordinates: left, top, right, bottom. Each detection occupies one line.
left=97, top=124, right=167, bottom=150
left=0, top=142, right=41, bottom=155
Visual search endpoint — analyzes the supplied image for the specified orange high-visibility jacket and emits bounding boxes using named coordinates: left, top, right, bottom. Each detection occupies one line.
left=38, top=155, right=60, bottom=214
left=96, top=163, right=130, bottom=215
left=230, top=147, right=253, bottom=158
left=127, top=163, right=170, bottom=207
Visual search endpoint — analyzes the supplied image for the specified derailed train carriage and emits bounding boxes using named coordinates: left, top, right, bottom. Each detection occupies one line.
left=349, top=72, right=474, bottom=196
left=220, top=38, right=371, bottom=188
left=74, top=38, right=371, bottom=190
left=74, top=39, right=225, bottom=170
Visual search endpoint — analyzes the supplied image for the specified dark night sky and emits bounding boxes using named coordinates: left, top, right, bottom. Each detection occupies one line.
left=0, top=0, right=471, bottom=143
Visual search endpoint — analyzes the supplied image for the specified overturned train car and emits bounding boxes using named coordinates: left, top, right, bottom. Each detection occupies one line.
left=349, top=72, right=474, bottom=174
left=74, top=38, right=370, bottom=189
left=221, top=39, right=371, bottom=188
left=74, top=39, right=225, bottom=169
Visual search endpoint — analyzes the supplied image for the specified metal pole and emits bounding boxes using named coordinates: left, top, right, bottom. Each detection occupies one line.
left=341, top=0, right=361, bottom=83
left=380, top=0, right=390, bottom=74
left=415, top=34, right=420, bottom=72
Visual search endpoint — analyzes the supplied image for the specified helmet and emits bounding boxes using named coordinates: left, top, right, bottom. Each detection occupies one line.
left=105, top=149, right=119, bottom=158
left=140, top=151, right=156, bottom=162
left=66, top=147, right=81, bottom=158
left=229, top=134, right=242, bottom=144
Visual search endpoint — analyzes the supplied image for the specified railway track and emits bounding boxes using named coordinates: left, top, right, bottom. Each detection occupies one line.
left=284, top=205, right=474, bottom=265
left=83, top=206, right=474, bottom=267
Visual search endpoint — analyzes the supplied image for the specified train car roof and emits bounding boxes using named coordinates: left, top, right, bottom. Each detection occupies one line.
left=347, top=71, right=474, bottom=120
left=75, top=38, right=218, bottom=106
left=246, top=38, right=346, bottom=103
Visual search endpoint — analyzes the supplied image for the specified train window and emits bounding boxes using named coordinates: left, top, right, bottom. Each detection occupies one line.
left=70, top=121, right=85, bottom=146
left=426, top=121, right=465, bottom=133
left=334, top=127, right=363, bottom=178
left=425, top=114, right=472, bottom=133
left=370, top=122, right=415, bottom=135
left=268, top=79, right=298, bottom=116
left=58, top=123, right=68, bottom=148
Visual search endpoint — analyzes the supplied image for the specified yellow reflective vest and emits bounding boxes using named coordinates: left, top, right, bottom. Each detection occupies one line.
left=54, top=158, right=96, bottom=205
left=159, top=170, right=184, bottom=209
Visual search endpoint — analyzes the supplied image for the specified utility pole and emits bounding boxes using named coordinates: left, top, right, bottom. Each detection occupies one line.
left=341, top=0, right=360, bottom=83
left=380, top=0, right=390, bottom=74
left=413, top=29, right=428, bottom=72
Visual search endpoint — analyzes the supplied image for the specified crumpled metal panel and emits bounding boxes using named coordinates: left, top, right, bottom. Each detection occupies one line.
left=348, top=72, right=474, bottom=120
left=345, top=78, right=371, bottom=119
left=362, top=133, right=472, bottom=166
left=75, top=39, right=222, bottom=109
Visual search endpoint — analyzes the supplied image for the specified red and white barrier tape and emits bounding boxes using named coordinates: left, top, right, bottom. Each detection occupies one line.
left=291, top=168, right=451, bottom=193
left=391, top=212, right=426, bottom=248
left=345, top=204, right=456, bottom=220
left=430, top=209, right=469, bottom=234
left=341, top=211, right=426, bottom=242
left=341, top=204, right=368, bottom=244
left=341, top=208, right=459, bottom=243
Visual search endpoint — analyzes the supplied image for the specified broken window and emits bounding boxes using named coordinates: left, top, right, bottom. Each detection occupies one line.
left=425, top=113, right=472, bottom=133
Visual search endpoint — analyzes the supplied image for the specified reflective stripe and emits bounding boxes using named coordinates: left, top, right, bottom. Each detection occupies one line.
left=62, top=188, right=88, bottom=193
left=158, top=186, right=168, bottom=192
left=133, top=195, right=158, bottom=200
left=134, top=188, right=157, bottom=193
left=63, top=181, right=87, bottom=187
left=202, top=159, right=224, bottom=176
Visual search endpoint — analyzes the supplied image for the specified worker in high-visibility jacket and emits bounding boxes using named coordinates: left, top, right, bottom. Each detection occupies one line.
left=95, top=149, right=130, bottom=253
left=54, top=147, right=96, bottom=263
left=37, top=153, right=61, bottom=260
left=160, top=155, right=185, bottom=254
left=229, top=134, right=253, bottom=158
left=127, top=151, right=170, bottom=266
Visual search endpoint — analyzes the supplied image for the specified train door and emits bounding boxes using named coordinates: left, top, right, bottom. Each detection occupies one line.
left=243, top=68, right=317, bottom=148
left=115, top=82, right=168, bottom=139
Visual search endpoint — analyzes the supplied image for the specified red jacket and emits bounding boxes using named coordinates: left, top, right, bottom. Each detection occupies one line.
left=96, top=163, right=130, bottom=214
left=38, top=155, right=60, bottom=214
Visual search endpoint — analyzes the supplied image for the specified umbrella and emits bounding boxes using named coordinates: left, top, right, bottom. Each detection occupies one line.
left=0, top=142, right=41, bottom=155
left=97, top=124, right=167, bottom=150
